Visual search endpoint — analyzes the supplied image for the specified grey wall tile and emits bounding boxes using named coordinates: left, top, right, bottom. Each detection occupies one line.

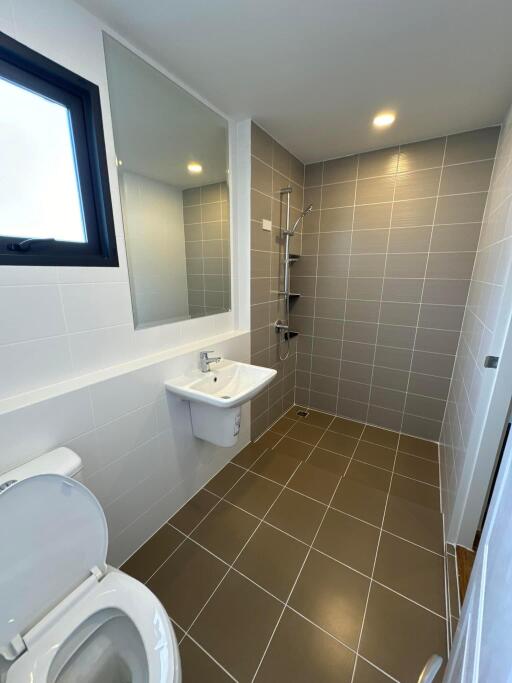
left=356, top=176, right=395, bottom=204
left=440, top=160, right=494, bottom=196
left=395, top=168, right=441, bottom=201
left=323, top=155, right=358, bottom=184
left=398, top=138, right=445, bottom=173
left=385, top=253, right=428, bottom=278
left=422, top=279, right=470, bottom=306
left=284, top=127, right=496, bottom=441
left=435, top=193, right=487, bottom=224
left=320, top=206, right=354, bottom=231
left=392, top=197, right=437, bottom=227
left=444, top=127, right=500, bottom=165
left=382, top=278, right=423, bottom=303
left=353, top=203, right=392, bottom=230
left=430, top=224, right=480, bottom=252
left=322, top=181, right=356, bottom=209
left=426, top=252, right=475, bottom=279
left=305, top=162, right=323, bottom=187
left=388, top=226, right=431, bottom=253
left=358, top=147, right=399, bottom=178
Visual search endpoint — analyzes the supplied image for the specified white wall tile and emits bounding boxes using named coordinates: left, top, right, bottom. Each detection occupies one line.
left=61, top=282, right=133, bottom=333
left=0, top=285, right=66, bottom=344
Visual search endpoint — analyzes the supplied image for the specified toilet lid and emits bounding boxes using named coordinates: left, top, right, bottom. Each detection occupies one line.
left=0, top=474, right=108, bottom=658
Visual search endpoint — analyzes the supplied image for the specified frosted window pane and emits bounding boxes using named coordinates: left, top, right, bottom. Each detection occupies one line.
left=0, top=77, right=86, bottom=242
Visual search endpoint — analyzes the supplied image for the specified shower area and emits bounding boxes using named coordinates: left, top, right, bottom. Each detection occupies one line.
left=250, top=121, right=499, bottom=443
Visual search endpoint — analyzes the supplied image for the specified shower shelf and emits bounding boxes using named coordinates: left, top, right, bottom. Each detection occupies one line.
left=284, top=331, right=299, bottom=340
left=277, top=291, right=301, bottom=298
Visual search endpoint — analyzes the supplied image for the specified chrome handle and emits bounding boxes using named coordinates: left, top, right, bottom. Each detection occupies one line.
left=417, top=654, right=443, bottom=683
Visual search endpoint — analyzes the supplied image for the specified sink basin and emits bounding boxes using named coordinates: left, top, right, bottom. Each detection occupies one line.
left=165, top=359, right=277, bottom=408
left=165, top=359, right=276, bottom=447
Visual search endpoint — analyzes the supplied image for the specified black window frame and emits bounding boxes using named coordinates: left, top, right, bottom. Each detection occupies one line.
left=0, top=31, right=118, bottom=267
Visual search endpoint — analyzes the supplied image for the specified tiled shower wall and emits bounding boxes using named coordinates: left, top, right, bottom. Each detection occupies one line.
left=293, top=128, right=499, bottom=441
left=441, top=110, right=512, bottom=536
left=183, top=181, right=231, bottom=318
left=250, top=124, right=305, bottom=439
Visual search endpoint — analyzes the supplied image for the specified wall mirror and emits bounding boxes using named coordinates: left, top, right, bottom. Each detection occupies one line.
left=103, top=34, right=231, bottom=328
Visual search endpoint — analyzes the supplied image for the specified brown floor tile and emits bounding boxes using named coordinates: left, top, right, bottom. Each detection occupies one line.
left=234, top=523, right=308, bottom=600
left=180, top=636, right=233, bottom=682
left=362, top=425, right=399, bottom=450
left=191, top=499, right=259, bottom=563
left=286, top=420, right=326, bottom=445
left=360, top=583, right=446, bottom=683
left=147, top=539, right=225, bottom=629
left=232, top=441, right=269, bottom=468
left=294, top=406, right=335, bottom=429
left=190, top=570, right=282, bottom=682
left=121, top=524, right=185, bottom=583
left=250, top=449, right=300, bottom=484
left=384, top=495, right=444, bottom=554
left=332, top=461, right=391, bottom=527
left=395, top=451, right=440, bottom=486
left=205, top=463, right=246, bottom=496
left=257, top=429, right=282, bottom=449
left=330, top=416, right=365, bottom=438
left=269, top=416, right=296, bottom=435
left=314, top=508, right=380, bottom=575
left=447, top=553, right=460, bottom=619
left=332, top=479, right=387, bottom=527
left=391, top=473, right=440, bottom=510
left=170, top=489, right=219, bottom=534
left=225, top=471, right=282, bottom=517
left=374, top=532, right=445, bottom=615
left=309, top=447, right=351, bottom=475
left=255, top=608, right=355, bottom=683
left=352, top=657, right=395, bottom=682
left=284, top=405, right=301, bottom=420
left=287, top=460, right=341, bottom=504
left=399, top=434, right=438, bottom=461
left=317, top=430, right=359, bottom=456
left=290, top=549, right=370, bottom=649
left=266, top=488, right=326, bottom=544
left=272, top=436, right=314, bottom=460
left=354, top=441, right=396, bottom=471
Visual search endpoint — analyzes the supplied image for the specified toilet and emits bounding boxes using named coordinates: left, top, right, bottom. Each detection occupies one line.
left=0, top=449, right=181, bottom=683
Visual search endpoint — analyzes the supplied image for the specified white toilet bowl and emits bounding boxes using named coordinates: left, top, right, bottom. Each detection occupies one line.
left=0, top=472, right=181, bottom=683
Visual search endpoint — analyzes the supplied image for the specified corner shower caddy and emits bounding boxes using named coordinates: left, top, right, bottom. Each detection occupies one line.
left=274, top=186, right=313, bottom=359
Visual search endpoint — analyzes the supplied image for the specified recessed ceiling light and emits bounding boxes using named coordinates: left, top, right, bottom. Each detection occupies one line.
left=373, top=111, right=396, bottom=128
left=187, top=162, right=203, bottom=174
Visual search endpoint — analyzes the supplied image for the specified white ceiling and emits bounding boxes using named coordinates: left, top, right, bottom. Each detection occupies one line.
left=80, top=0, right=512, bottom=163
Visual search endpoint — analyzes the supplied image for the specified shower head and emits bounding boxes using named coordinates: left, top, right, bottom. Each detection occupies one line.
left=289, top=204, right=313, bottom=235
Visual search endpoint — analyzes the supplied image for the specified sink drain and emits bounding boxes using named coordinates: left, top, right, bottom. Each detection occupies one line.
left=221, top=395, right=231, bottom=399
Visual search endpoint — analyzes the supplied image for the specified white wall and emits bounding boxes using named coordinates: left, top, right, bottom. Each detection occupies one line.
left=0, top=0, right=252, bottom=564
left=440, top=106, right=512, bottom=545
left=0, top=0, right=247, bottom=403
left=120, top=170, right=189, bottom=327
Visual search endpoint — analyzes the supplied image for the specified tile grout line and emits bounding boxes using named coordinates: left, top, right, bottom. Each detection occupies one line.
left=400, top=137, right=448, bottom=434
left=349, top=434, right=401, bottom=683
left=177, top=414, right=332, bottom=657
left=251, top=414, right=369, bottom=682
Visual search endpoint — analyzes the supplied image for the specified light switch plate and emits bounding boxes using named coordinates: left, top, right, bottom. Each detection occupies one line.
left=262, top=219, right=272, bottom=232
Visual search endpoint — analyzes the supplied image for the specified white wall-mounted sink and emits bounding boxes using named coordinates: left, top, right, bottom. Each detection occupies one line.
left=165, top=359, right=276, bottom=447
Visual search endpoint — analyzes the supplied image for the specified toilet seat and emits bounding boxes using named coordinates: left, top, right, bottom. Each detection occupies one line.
left=0, top=474, right=180, bottom=682
left=6, top=569, right=179, bottom=682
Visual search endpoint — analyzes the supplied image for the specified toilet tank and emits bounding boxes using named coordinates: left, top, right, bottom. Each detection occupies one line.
left=0, top=448, right=83, bottom=491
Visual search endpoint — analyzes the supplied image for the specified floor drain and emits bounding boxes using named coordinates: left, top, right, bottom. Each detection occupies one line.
left=296, top=409, right=309, bottom=417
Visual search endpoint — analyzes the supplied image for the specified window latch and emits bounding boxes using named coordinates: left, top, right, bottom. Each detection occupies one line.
left=7, top=238, right=56, bottom=252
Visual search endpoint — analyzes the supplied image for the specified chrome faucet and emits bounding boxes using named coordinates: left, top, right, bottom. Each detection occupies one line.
left=199, top=350, right=222, bottom=372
